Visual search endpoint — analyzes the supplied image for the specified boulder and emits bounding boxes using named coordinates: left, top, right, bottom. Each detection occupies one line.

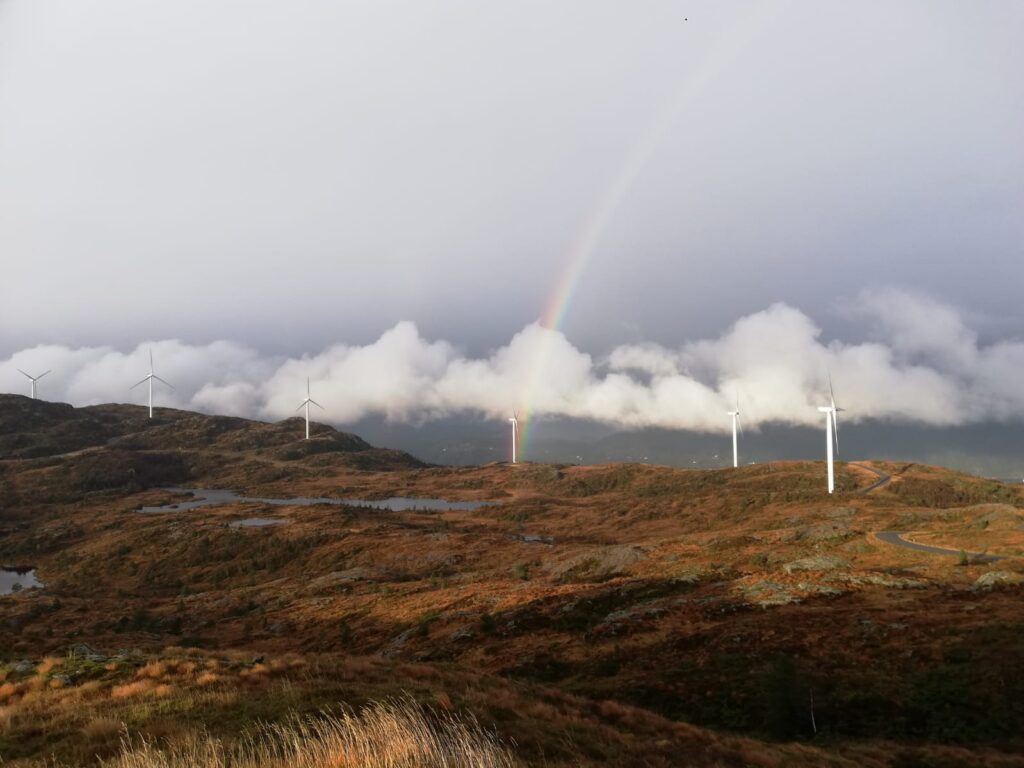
left=973, top=571, right=1024, bottom=590
left=783, top=555, right=851, bottom=574
left=546, top=545, right=646, bottom=582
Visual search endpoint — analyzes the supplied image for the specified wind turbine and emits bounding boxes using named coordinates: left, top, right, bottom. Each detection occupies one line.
left=508, top=411, right=519, bottom=464
left=130, top=349, right=173, bottom=419
left=17, top=369, right=50, bottom=400
left=816, top=375, right=845, bottom=494
left=296, top=377, right=323, bottom=440
left=727, top=393, right=742, bottom=468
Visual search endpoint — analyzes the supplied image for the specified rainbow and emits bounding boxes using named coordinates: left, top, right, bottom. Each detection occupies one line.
left=516, top=6, right=782, bottom=456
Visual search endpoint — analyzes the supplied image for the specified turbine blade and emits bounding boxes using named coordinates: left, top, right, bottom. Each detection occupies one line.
left=296, top=400, right=307, bottom=412
left=737, top=415, right=744, bottom=438
left=37, top=370, right=51, bottom=380
left=130, top=375, right=151, bottom=390
left=828, top=373, right=837, bottom=410
left=310, top=399, right=324, bottom=410
left=16, top=369, right=31, bottom=380
left=153, top=376, right=174, bottom=390
left=832, top=411, right=840, bottom=455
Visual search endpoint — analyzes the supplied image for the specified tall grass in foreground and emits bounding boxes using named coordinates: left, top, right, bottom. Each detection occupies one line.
left=100, top=700, right=517, bottom=768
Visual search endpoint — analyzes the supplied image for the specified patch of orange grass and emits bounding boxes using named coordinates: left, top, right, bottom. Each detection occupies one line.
left=36, top=656, right=62, bottom=676
left=524, top=700, right=560, bottom=721
left=195, top=672, right=219, bottom=686
left=268, top=658, right=296, bottom=673
left=111, top=680, right=154, bottom=699
left=82, top=716, right=123, bottom=740
left=105, top=662, right=119, bottom=672
left=0, top=681, right=21, bottom=703
left=597, top=699, right=633, bottom=723
left=396, top=663, right=441, bottom=681
left=153, top=684, right=174, bottom=697
left=96, top=699, right=516, bottom=768
left=238, top=663, right=269, bottom=682
left=78, top=680, right=104, bottom=697
left=137, top=662, right=167, bottom=679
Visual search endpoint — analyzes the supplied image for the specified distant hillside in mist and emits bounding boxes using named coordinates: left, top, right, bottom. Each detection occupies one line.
left=352, top=415, right=1024, bottom=479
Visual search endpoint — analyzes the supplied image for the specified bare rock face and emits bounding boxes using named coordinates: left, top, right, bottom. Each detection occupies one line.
left=783, top=555, right=851, bottom=574
left=546, top=545, right=646, bottom=582
left=785, top=520, right=857, bottom=544
left=973, top=570, right=1024, bottom=590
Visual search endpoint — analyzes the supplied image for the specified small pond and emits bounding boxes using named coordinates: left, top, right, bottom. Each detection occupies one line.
left=1, top=568, right=41, bottom=596
left=229, top=518, right=290, bottom=528
left=139, top=488, right=490, bottom=514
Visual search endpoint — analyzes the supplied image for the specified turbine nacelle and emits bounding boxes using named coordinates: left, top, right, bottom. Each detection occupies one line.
left=17, top=369, right=51, bottom=399
left=508, top=410, right=519, bottom=464
left=130, top=349, right=173, bottom=418
left=296, top=377, right=323, bottom=440
left=727, top=394, right=743, bottom=468
left=819, top=374, right=846, bottom=493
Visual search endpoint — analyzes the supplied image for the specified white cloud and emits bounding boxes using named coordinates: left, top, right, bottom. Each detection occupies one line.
left=2, top=290, right=1023, bottom=433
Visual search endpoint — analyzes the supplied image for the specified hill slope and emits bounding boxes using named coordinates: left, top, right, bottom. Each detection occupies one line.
left=0, top=393, right=425, bottom=464
left=1, top=397, right=1023, bottom=766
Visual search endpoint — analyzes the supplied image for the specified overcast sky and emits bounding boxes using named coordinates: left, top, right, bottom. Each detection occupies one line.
left=1, top=1, right=1022, bottom=430
left=2, top=0, right=1021, bottom=354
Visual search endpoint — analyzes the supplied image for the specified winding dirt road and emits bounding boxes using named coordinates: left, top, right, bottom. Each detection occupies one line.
left=874, top=531, right=1004, bottom=563
left=850, top=461, right=892, bottom=494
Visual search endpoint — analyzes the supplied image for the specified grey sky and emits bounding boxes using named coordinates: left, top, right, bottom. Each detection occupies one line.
left=1, top=0, right=1021, bottom=359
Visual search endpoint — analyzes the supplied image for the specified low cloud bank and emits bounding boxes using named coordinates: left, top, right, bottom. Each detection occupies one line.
left=2, top=289, right=1022, bottom=433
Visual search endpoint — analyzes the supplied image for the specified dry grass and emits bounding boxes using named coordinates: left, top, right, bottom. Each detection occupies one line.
left=98, top=700, right=516, bottom=768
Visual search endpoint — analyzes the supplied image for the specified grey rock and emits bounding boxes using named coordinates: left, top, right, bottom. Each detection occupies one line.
left=68, top=643, right=105, bottom=661
left=973, top=571, right=1024, bottom=590
left=832, top=573, right=927, bottom=589
left=738, top=579, right=844, bottom=607
left=517, top=534, right=555, bottom=545
left=825, top=507, right=857, bottom=519
left=547, top=545, right=646, bottom=581
left=783, top=555, right=851, bottom=574
left=785, top=521, right=856, bottom=544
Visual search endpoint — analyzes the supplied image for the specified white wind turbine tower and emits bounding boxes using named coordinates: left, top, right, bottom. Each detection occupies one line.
left=17, top=369, right=50, bottom=400
left=296, top=377, right=323, bottom=440
left=508, top=411, right=519, bottom=464
left=727, top=393, right=742, bottom=468
left=130, top=349, right=173, bottom=419
left=816, top=375, right=845, bottom=494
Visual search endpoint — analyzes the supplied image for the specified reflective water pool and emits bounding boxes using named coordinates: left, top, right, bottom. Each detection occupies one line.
left=229, top=518, right=290, bottom=528
left=1, top=568, right=41, bottom=595
left=139, top=488, right=491, bottom=513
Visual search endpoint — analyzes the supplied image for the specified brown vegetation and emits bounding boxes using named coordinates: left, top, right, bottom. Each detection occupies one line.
left=2, top=396, right=1024, bottom=766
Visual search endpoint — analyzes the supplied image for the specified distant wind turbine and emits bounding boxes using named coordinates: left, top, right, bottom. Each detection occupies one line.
left=727, top=393, right=742, bottom=468
left=816, top=375, right=845, bottom=494
left=296, top=378, right=323, bottom=440
left=508, top=411, right=519, bottom=464
left=17, top=369, right=50, bottom=400
left=130, top=349, right=173, bottom=419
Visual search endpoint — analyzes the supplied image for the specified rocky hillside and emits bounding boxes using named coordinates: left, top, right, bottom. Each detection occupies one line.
left=0, top=395, right=426, bottom=500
